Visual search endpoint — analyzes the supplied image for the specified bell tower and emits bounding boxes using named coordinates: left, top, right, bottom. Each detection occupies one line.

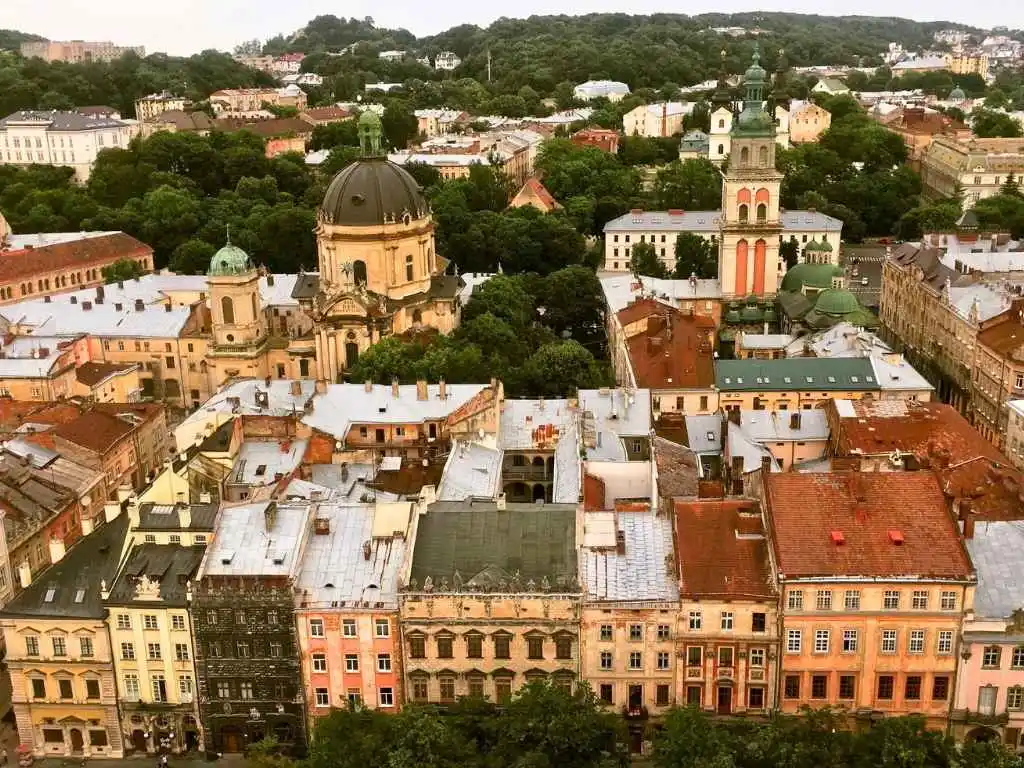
left=718, top=46, right=785, bottom=298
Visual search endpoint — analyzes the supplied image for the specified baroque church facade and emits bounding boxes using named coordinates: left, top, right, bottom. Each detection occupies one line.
left=201, top=111, right=462, bottom=389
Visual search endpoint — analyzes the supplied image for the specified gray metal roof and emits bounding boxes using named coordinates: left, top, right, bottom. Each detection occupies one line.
left=201, top=501, right=311, bottom=578
left=229, top=439, right=308, bottom=485
left=106, top=543, right=205, bottom=606
left=0, top=110, right=128, bottom=131
left=581, top=512, right=677, bottom=602
left=578, top=388, right=652, bottom=461
left=738, top=409, right=830, bottom=441
left=683, top=415, right=722, bottom=454
left=603, top=209, right=843, bottom=233
left=136, top=502, right=218, bottom=531
left=437, top=441, right=502, bottom=501
left=409, top=501, right=579, bottom=591
left=966, top=521, right=1024, bottom=619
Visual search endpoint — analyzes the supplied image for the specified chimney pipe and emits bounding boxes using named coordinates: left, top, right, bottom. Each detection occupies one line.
left=391, top=377, right=400, bottom=398
left=104, top=500, right=121, bottom=523
left=439, top=379, right=447, bottom=399
left=178, top=504, right=192, bottom=530
left=18, top=561, right=32, bottom=589
left=49, top=537, right=66, bottom=565
left=290, top=380, right=302, bottom=396
left=416, top=380, right=428, bottom=401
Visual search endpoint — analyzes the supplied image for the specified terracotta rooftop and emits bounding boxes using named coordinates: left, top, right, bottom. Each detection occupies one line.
left=74, top=361, right=137, bottom=387
left=53, top=410, right=134, bottom=453
left=300, top=107, right=352, bottom=122
left=673, top=498, right=774, bottom=599
left=620, top=302, right=715, bottom=390
left=516, top=176, right=561, bottom=212
left=977, top=312, right=1024, bottom=362
left=215, top=116, right=314, bottom=137
left=829, top=399, right=1024, bottom=521
left=0, top=400, right=83, bottom=437
left=654, top=436, right=699, bottom=498
left=764, top=472, right=973, bottom=580
left=0, top=232, right=152, bottom=282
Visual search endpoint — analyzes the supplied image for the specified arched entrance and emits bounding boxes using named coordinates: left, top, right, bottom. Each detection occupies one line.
left=966, top=726, right=999, bottom=743
left=532, top=483, right=546, bottom=502
left=69, top=728, right=84, bottom=754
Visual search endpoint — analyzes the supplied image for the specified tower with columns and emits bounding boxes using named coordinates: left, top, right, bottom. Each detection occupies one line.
left=717, top=47, right=785, bottom=298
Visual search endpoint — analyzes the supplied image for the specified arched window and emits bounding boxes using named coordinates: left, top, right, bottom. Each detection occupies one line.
left=738, top=204, right=749, bottom=223
left=717, top=143, right=724, bottom=155
left=251, top=293, right=258, bottom=322
left=221, top=296, right=234, bottom=324
left=718, top=119, right=725, bottom=129
left=412, top=309, right=423, bottom=325
left=739, top=146, right=749, bottom=165
left=353, top=260, right=367, bottom=287
left=756, top=203, right=767, bottom=223
left=758, top=145, right=769, bottom=166
left=406, top=255, right=414, bottom=282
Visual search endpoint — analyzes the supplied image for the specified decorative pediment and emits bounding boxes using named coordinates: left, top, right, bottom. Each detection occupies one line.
left=490, top=668, right=515, bottom=678
left=463, top=668, right=485, bottom=678
left=134, top=575, right=162, bottom=601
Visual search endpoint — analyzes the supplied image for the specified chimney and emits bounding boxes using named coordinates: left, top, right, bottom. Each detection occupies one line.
left=104, top=500, right=121, bottom=523
left=615, top=529, right=626, bottom=555
left=18, top=561, right=31, bottom=589
left=82, top=300, right=92, bottom=311
left=363, top=540, right=372, bottom=560
left=314, top=379, right=328, bottom=395
left=731, top=455, right=744, bottom=475
left=265, top=375, right=272, bottom=388
left=290, top=380, right=302, bottom=396
left=496, top=493, right=506, bottom=511
left=80, top=516, right=94, bottom=536
left=790, top=412, right=801, bottom=430
left=199, top=491, right=212, bottom=504
left=164, top=302, right=172, bottom=312
left=178, top=504, right=192, bottom=530
left=127, top=496, right=140, bottom=528
left=264, top=502, right=278, bottom=532
left=661, top=102, right=667, bottom=136
left=416, top=380, right=428, bottom=401
left=134, top=298, right=145, bottom=312
left=267, top=274, right=275, bottom=287
left=364, top=380, right=373, bottom=392
left=391, top=377, right=400, bottom=398
left=439, top=379, right=447, bottom=399
left=959, top=498, right=975, bottom=539
left=761, top=455, right=773, bottom=474
left=49, top=537, right=66, bottom=565
left=95, top=285, right=105, bottom=303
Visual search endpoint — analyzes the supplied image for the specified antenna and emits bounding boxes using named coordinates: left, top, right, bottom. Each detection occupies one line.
left=487, top=49, right=492, bottom=84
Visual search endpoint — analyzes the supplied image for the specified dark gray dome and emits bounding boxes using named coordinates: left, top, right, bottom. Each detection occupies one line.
left=320, top=159, right=429, bottom=226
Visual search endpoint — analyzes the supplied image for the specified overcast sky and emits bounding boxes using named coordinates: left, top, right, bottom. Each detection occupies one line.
left=1, top=0, right=1020, bottom=57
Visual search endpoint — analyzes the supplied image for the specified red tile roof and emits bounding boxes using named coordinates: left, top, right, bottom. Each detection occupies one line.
left=53, top=410, right=134, bottom=453
left=0, top=233, right=152, bottom=283
left=764, top=472, right=973, bottom=579
left=621, top=303, right=716, bottom=390
left=673, top=498, right=774, bottom=599
left=977, top=313, right=1024, bottom=362
left=829, top=399, right=1023, bottom=521
left=517, top=177, right=561, bottom=212
left=74, top=361, right=137, bottom=387
left=300, top=107, right=353, bottom=123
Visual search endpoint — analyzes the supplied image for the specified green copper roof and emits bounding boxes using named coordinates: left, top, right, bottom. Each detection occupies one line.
left=813, top=288, right=861, bottom=316
left=208, top=235, right=252, bottom=276
left=715, top=357, right=880, bottom=391
left=734, top=45, right=775, bottom=136
left=780, top=262, right=843, bottom=293
left=358, top=110, right=384, bottom=156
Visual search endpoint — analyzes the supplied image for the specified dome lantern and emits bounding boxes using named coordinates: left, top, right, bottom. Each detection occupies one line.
left=208, top=227, right=253, bottom=276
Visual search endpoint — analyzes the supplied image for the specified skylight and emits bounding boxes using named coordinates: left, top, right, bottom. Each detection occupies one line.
left=44, top=587, right=56, bottom=603
left=74, top=589, right=86, bottom=603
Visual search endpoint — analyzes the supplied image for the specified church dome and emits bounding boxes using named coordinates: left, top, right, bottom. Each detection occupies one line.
left=949, top=86, right=966, bottom=102
left=320, top=159, right=428, bottom=227
left=209, top=241, right=252, bottom=276
left=813, top=288, right=860, bottom=316
left=780, top=262, right=843, bottom=293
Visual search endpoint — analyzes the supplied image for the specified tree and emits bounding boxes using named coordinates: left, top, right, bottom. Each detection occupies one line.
left=972, top=108, right=1023, bottom=139
left=169, top=239, right=216, bottom=275
left=653, top=706, right=739, bottom=768
left=381, top=100, right=419, bottom=149
left=780, top=238, right=800, bottom=269
left=673, top=232, right=717, bottom=279
left=246, top=737, right=298, bottom=768
left=629, top=241, right=668, bottom=279
left=536, top=265, right=606, bottom=348
left=1001, top=173, right=1021, bottom=198
left=461, top=275, right=535, bottom=329
left=654, top=159, right=723, bottom=211
left=101, top=258, right=147, bottom=283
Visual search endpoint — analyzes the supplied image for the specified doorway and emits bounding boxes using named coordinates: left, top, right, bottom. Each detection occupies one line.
left=132, top=729, right=148, bottom=752
left=220, top=726, right=244, bottom=753
left=717, top=686, right=732, bottom=715
left=69, top=728, right=84, bottom=754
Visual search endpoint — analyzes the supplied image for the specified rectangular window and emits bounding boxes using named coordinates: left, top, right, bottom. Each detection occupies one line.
left=787, top=590, right=803, bottom=610
left=179, top=676, right=194, bottom=696
left=147, top=643, right=162, bottom=660
left=379, top=687, right=394, bottom=707
left=814, top=630, right=830, bottom=654
left=749, top=648, right=765, bottom=667
left=117, top=614, right=131, bottom=630
left=600, top=624, right=613, bottom=641
left=629, top=651, right=642, bottom=669
left=236, top=642, right=249, bottom=658
left=839, top=675, right=856, bottom=700
left=151, top=675, right=166, bottom=702
left=467, top=634, right=483, bottom=658
left=751, top=613, right=766, bottom=633
left=842, top=630, right=858, bottom=653
left=174, top=643, right=190, bottom=661
left=347, top=690, right=361, bottom=707
left=600, top=651, right=613, bottom=670
left=52, top=636, right=67, bottom=656
left=309, top=618, right=324, bottom=637
left=377, top=653, right=392, bottom=672
left=689, top=611, right=702, bottom=630
left=123, top=674, right=140, bottom=699
left=784, top=675, right=800, bottom=699
left=940, top=591, right=958, bottom=611
left=266, top=610, right=278, bottom=625
left=172, top=615, right=186, bottom=631
left=269, top=642, right=282, bottom=658
left=25, top=636, right=39, bottom=656
left=815, top=590, right=832, bottom=610
left=555, top=636, right=573, bottom=660
left=657, top=651, right=670, bottom=670
left=657, top=624, right=671, bottom=641
left=342, top=619, right=356, bottom=637
left=216, top=681, right=231, bottom=699
left=937, top=630, right=953, bottom=655
left=629, top=624, right=643, bottom=641
left=721, top=612, right=734, bottom=630
left=908, top=630, right=925, bottom=654
left=528, top=637, right=544, bottom=660
left=375, top=618, right=390, bottom=637
left=85, top=679, right=100, bottom=699
left=437, top=636, right=454, bottom=658
left=1013, top=647, right=1024, bottom=669
left=911, top=590, right=929, bottom=610
left=144, top=614, right=159, bottom=630
left=121, top=642, right=135, bottom=660
left=315, top=688, right=329, bottom=707
left=687, top=646, right=702, bottom=667
left=787, top=629, right=802, bottom=653
left=345, top=654, right=358, bottom=672
left=412, top=678, right=428, bottom=701
left=844, top=590, right=861, bottom=610
left=58, top=679, right=73, bottom=699
left=877, top=675, right=894, bottom=700
left=439, top=677, right=455, bottom=702
left=932, top=675, right=950, bottom=702
left=883, top=590, right=900, bottom=610
left=1008, top=688, right=1024, bottom=710
left=905, top=675, right=922, bottom=700
left=881, top=630, right=897, bottom=654
left=811, top=675, right=827, bottom=699
left=656, top=684, right=670, bottom=706
left=240, top=682, right=253, bottom=700
left=409, top=636, right=426, bottom=659
left=494, top=635, right=511, bottom=659
left=31, top=679, right=46, bottom=699
left=982, top=646, right=1002, bottom=668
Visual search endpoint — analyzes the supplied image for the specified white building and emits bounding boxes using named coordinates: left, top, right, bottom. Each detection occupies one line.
left=0, top=110, right=137, bottom=183
left=573, top=80, right=630, bottom=102
left=378, top=50, right=406, bottom=62
left=622, top=102, right=694, bottom=137
left=434, top=51, right=461, bottom=70
left=365, top=83, right=404, bottom=94
left=707, top=104, right=791, bottom=165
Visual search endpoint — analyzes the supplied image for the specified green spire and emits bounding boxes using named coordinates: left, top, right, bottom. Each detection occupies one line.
left=734, top=44, right=775, bottom=136
left=358, top=110, right=383, bottom=156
